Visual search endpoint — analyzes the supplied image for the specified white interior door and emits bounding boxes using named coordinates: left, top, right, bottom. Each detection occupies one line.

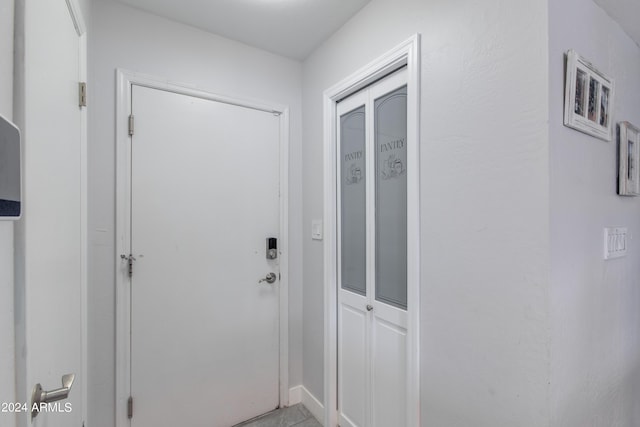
left=128, top=85, right=281, bottom=427
left=337, top=69, right=408, bottom=427
left=17, top=1, right=85, bottom=427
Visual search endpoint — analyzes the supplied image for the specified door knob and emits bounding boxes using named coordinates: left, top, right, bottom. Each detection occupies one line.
left=31, top=373, right=75, bottom=419
left=259, top=272, right=277, bottom=284
left=366, top=304, right=373, bottom=311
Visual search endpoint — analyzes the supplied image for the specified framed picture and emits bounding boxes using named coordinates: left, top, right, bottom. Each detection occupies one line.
left=618, top=121, right=640, bottom=196
left=564, top=50, right=615, bottom=141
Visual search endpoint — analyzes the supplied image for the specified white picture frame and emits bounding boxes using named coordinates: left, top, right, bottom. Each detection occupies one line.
left=564, top=50, right=615, bottom=141
left=618, top=121, right=640, bottom=196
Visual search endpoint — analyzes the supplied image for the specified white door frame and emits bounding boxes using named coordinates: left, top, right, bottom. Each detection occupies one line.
left=323, top=34, right=421, bottom=427
left=69, top=2, right=88, bottom=425
left=114, top=69, right=290, bottom=427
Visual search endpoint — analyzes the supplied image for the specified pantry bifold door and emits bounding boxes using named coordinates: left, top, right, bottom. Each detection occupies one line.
left=337, top=68, right=408, bottom=427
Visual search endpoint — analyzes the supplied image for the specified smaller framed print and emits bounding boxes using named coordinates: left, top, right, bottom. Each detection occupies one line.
left=564, top=50, right=615, bottom=141
left=618, top=121, right=640, bottom=196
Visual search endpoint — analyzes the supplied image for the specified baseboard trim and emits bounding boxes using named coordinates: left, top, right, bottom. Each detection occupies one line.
left=288, top=385, right=302, bottom=405
left=288, top=385, right=324, bottom=424
left=302, top=386, right=325, bottom=424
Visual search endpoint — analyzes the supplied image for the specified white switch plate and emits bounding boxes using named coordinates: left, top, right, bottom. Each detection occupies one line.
left=311, top=220, right=323, bottom=240
left=604, top=227, right=628, bottom=259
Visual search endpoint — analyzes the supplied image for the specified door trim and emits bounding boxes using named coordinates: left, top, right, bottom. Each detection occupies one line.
left=114, top=69, right=290, bottom=427
left=73, top=4, right=88, bottom=427
left=323, top=34, right=421, bottom=427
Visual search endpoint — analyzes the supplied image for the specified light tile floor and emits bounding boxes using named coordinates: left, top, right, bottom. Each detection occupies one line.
left=233, top=404, right=322, bottom=427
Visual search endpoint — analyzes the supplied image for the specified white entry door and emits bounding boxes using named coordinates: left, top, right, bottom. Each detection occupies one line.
left=337, top=69, right=408, bottom=427
left=128, top=85, right=281, bottom=427
left=16, top=1, right=86, bottom=427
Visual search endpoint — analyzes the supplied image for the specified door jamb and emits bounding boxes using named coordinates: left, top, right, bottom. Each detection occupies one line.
left=323, top=34, right=421, bottom=427
left=114, top=69, right=290, bottom=427
left=69, top=2, right=88, bottom=426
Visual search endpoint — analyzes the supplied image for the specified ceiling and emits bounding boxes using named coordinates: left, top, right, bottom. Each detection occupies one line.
left=113, top=0, right=371, bottom=60
left=111, top=0, right=640, bottom=60
left=594, top=0, right=640, bottom=47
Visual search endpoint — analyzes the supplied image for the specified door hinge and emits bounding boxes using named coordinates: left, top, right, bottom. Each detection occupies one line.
left=79, top=82, right=87, bottom=107
left=127, top=396, right=133, bottom=419
left=128, top=115, right=135, bottom=136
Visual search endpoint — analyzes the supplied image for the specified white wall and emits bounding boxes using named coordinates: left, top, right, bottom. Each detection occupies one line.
left=0, top=1, right=14, bottom=114
left=88, top=2, right=303, bottom=426
left=0, top=1, right=15, bottom=427
left=301, top=0, right=551, bottom=425
left=549, top=0, right=640, bottom=425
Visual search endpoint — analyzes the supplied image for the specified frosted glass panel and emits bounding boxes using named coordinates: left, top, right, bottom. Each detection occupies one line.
left=341, top=106, right=367, bottom=296
left=375, top=86, right=407, bottom=309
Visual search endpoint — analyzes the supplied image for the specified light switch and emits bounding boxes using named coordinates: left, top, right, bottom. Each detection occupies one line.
left=312, top=220, right=323, bottom=240
left=604, top=227, right=628, bottom=259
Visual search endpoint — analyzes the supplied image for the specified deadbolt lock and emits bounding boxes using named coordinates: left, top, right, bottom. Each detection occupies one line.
left=266, top=238, right=277, bottom=260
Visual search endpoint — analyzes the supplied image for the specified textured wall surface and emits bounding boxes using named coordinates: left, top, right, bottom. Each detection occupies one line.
left=10, top=0, right=637, bottom=425
left=301, top=0, right=551, bottom=425
left=88, top=2, right=303, bottom=426
left=0, top=1, right=15, bottom=426
left=549, top=0, right=640, bottom=425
